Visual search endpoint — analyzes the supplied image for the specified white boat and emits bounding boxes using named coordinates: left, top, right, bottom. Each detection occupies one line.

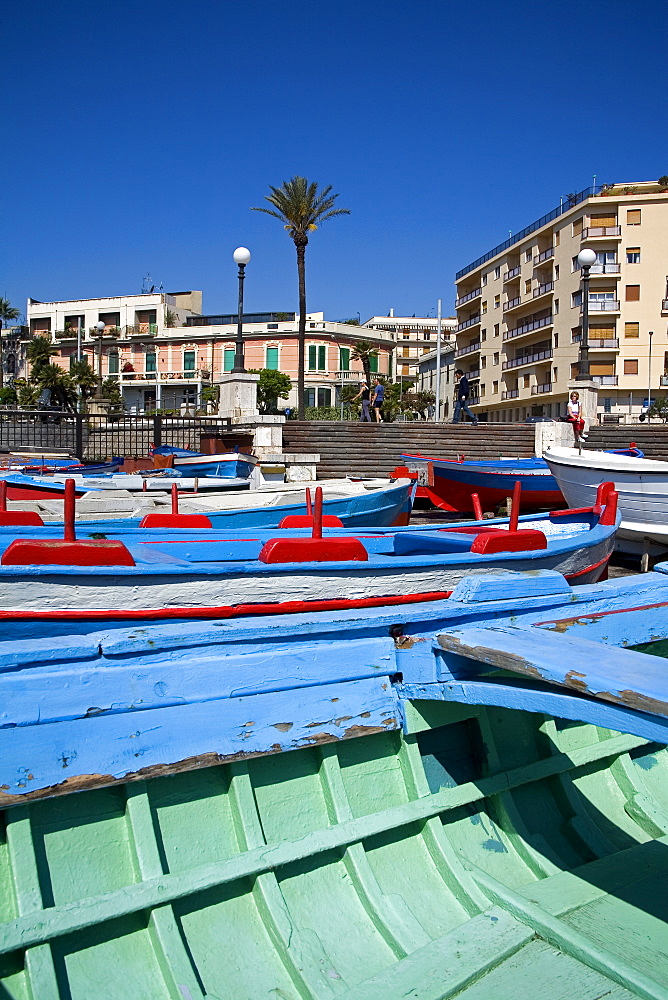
left=544, top=445, right=668, bottom=552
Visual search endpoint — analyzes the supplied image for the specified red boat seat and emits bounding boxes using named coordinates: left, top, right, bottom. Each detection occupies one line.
left=1, top=538, right=136, bottom=567
left=258, top=537, right=368, bottom=563
left=278, top=514, right=344, bottom=528
left=470, top=529, right=547, bottom=554
left=139, top=513, right=213, bottom=528
left=0, top=511, right=45, bottom=526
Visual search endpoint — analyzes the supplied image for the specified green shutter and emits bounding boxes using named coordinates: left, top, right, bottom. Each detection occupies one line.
left=108, top=352, right=119, bottom=374
left=146, top=352, right=156, bottom=373
left=339, top=348, right=350, bottom=371
left=318, top=345, right=326, bottom=371
left=308, top=345, right=317, bottom=370
left=369, top=352, right=378, bottom=373
left=224, top=349, right=235, bottom=372
left=266, top=347, right=279, bottom=370
left=184, top=351, right=195, bottom=378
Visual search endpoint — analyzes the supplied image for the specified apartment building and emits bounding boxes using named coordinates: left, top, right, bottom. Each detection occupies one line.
left=454, top=181, right=668, bottom=423
left=26, top=295, right=394, bottom=412
left=363, top=312, right=457, bottom=381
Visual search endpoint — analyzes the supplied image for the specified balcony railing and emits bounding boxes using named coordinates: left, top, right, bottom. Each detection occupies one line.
left=503, top=296, right=522, bottom=312
left=592, top=375, right=618, bottom=386
left=585, top=300, right=620, bottom=312
left=454, top=314, right=481, bottom=333
left=533, top=281, right=554, bottom=298
left=572, top=334, right=619, bottom=349
left=531, top=382, right=552, bottom=394
left=589, top=263, right=620, bottom=275
left=125, top=324, right=158, bottom=336
left=335, top=370, right=363, bottom=382
left=502, top=348, right=553, bottom=371
left=503, top=266, right=521, bottom=282
left=534, top=247, right=554, bottom=265
left=455, top=287, right=482, bottom=307
left=581, top=226, right=621, bottom=239
left=502, top=389, right=519, bottom=400
left=503, top=314, right=553, bottom=341
left=117, top=368, right=208, bottom=382
left=454, top=340, right=481, bottom=358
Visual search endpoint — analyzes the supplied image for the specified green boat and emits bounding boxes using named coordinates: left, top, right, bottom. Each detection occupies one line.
left=1, top=570, right=668, bottom=999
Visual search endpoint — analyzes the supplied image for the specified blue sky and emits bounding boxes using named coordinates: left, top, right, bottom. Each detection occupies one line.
left=4, top=0, right=666, bottom=323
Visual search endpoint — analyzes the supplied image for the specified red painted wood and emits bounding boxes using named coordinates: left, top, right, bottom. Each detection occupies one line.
left=171, top=482, right=179, bottom=514
left=278, top=515, right=345, bottom=528
left=258, top=536, right=369, bottom=564
left=470, top=529, right=547, bottom=554
left=509, top=480, right=521, bottom=532
left=598, top=490, right=618, bottom=526
left=1, top=538, right=136, bottom=567
left=0, top=511, right=45, bottom=526
left=64, top=479, right=76, bottom=542
left=471, top=493, right=483, bottom=520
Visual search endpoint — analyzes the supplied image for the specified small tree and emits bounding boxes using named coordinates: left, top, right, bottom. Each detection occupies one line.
left=164, top=308, right=178, bottom=328
left=14, top=379, right=40, bottom=408
left=648, top=396, right=668, bottom=421
left=69, top=360, right=99, bottom=402
left=351, top=340, right=379, bottom=386
left=32, top=363, right=78, bottom=412
left=101, top=377, right=126, bottom=415
left=339, top=317, right=360, bottom=326
left=26, top=335, right=56, bottom=376
left=249, top=368, right=292, bottom=413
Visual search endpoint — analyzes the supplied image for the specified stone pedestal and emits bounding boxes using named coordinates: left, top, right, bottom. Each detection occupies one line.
left=217, top=373, right=260, bottom=420
left=567, top=379, right=599, bottom=431
left=86, top=396, right=112, bottom=417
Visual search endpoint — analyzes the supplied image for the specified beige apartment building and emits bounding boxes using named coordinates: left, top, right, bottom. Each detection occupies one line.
left=454, top=181, right=668, bottom=423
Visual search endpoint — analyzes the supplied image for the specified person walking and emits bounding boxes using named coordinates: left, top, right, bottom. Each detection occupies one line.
left=452, top=370, right=478, bottom=424
left=352, top=382, right=372, bottom=422
left=371, top=379, right=385, bottom=422
left=566, top=390, right=587, bottom=442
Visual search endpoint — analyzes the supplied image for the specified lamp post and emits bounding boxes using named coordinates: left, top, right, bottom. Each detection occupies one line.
left=232, top=247, right=251, bottom=373
left=435, top=298, right=442, bottom=421
left=648, top=329, right=654, bottom=422
left=95, top=321, right=105, bottom=380
left=576, top=248, right=597, bottom=381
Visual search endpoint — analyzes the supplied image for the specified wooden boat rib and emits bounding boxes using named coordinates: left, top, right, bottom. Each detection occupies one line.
left=0, top=569, right=667, bottom=997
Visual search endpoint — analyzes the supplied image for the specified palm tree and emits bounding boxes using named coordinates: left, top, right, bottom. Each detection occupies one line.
left=0, top=298, right=20, bottom=389
left=70, top=359, right=100, bottom=402
left=351, top=340, right=379, bottom=387
left=26, top=335, right=56, bottom=377
left=32, top=363, right=77, bottom=412
left=252, top=177, right=349, bottom=419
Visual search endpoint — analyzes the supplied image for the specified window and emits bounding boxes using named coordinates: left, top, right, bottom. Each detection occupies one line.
left=309, top=322, right=317, bottom=328
left=554, top=298, right=559, bottom=314
left=146, top=352, right=156, bottom=373
left=482, top=274, right=488, bottom=286
left=523, top=374, right=530, bottom=388
left=481, top=329, right=486, bottom=341
left=369, top=353, right=378, bottom=374
left=267, top=323, right=278, bottom=330
left=317, top=387, right=331, bottom=407
left=553, top=367, right=558, bottom=381
left=525, top=249, right=532, bottom=262
left=626, top=285, right=640, bottom=301
left=318, top=345, right=326, bottom=370
left=494, top=323, right=499, bottom=337
left=482, top=301, right=488, bottom=314
left=493, top=380, right=498, bottom=393
left=481, top=356, right=486, bottom=369
left=572, top=291, right=582, bottom=307
left=184, top=350, right=196, bottom=376
left=308, top=345, right=317, bottom=370
left=306, top=388, right=316, bottom=407
left=493, top=352, right=499, bottom=365
left=402, top=346, right=410, bottom=358
left=590, top=213, right=617, bottom=229
left=339, top=347, right=350, bottom=371
left=624, top=359, right=638, bottom=375
left=494, top=266, right=500, bottom=279
left=524, top=280, right=531, bottom=295
left=554, top=230, right=560, bottom=246
left=266, top=347, right=279, bottom=370
left=573, top=218, right=583, bottom=237
left=494, top=295, right=500, bottom=309
left=423, top=331, right=431, bottom=340
left=555, top=265, right=560, bottom=280
left=626, top=248, right=641, bottom=263
left=108, top=352, right=119, bottom=374
left=627, top=209, right=641, bottom=225
left=224, top=348, right=235, bottom=371
left=554, top=333, right=558, bottom=348
left=480, top=384, right=486, bottom=396
left=625, top=323, right=640, bottom=338
left=402, top=330, right=410, bottom=339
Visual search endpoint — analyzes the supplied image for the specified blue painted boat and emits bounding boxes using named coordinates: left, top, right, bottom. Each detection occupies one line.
left=0, top=567, right=666, bottom=998
left=401, top=445, right=644, bottom=513
left=0, top=492, right=619, bottom=625
left=152, top=444, right=258, bottom=478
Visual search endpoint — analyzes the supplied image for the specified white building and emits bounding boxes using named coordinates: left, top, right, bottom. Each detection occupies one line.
left=363, top=311, right=457, bottom=382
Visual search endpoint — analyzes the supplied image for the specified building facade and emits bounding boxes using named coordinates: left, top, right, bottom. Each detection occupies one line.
left=26, top=296, right=395, bottom=412
left=453, top=182, right=668, bottom=423
left=363, top=312, right=457, bottom=381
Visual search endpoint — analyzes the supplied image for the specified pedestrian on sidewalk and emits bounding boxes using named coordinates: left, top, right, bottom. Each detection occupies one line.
left=371, top=379, right=385, bottom=422
left=566, top=390, right=587, bottom=442
left=352, top=382, right=372, bottom=422
left=452, top=370, right=478, bottom=424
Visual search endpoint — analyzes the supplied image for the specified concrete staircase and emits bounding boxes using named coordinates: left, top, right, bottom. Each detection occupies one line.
left=282, top=421, right=536, bottom=479
left=586, top=425, right=668, bottom=461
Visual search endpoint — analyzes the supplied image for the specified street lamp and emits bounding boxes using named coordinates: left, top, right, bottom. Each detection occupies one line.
left=576, top=248, right=597, bottom=380
left=95, top=321, right=105, bottom=380
left=232, top=247, right=251, bottom=373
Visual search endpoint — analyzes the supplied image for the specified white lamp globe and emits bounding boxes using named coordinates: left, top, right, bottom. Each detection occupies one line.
left=233, top=247, right=251, bottom=266
left=577, top=248, right=597, bottom=268
left=95, top=321, right=105, bottom=332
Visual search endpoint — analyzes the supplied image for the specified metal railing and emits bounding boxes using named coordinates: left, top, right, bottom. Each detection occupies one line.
left=503, top=266, right=521, bottom=282
left=503, top=314, right=553, bottom=341
left=455, top=288, right=482, bottom=307
left=531, top=382, right=552, bottom=395
left=581, top=226, right=621, bottom=239
left=454, top=315, right=481, bottom=333
left=454, top=341, right=481, bottom=358
left=585, top=300, right=620, bottom=312
left=592, top=375, right=618, bottom=386
left=534, top=247, right=554, bottom=265
left=502, top=389, right=519, bottom=400
left=572, top=335, right=619, bottom=349
left=502, top=348, right=552, bottom=371
left=503, top=296, right=522, bottom=312
left=533, top=281, right=554, bottom=297
left=0, top=410, right=233, bottom=461
left=456, top=185, right=601, bottom=280
left=662, top=299, right=668, bottom=311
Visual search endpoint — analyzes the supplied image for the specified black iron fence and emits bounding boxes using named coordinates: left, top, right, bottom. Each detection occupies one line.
left=0, top=410, right=233, bottom=460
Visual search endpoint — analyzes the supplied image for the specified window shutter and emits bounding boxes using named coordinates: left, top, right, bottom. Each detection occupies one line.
left=624, top=323, right=640, bottom=338
left=184, top=351, right=195, bottom=372
left=266, top=347, right=279, bottom=370
left=108, top=353, right=119, bottom=374
left=590, top=213, right=617, bottom=227
left=591, top=325, right=615, bottom=338
left=308, top=345, right=317, bottom=370
left=627, top=209, right=641, bottom=225
left=590, top=361, right=615, bottom=376
left=624, top=359, right=638, bottom=375
left=626, top=285, right=640, bottom=301
left=370, top=353, right=378, bottom=373
left=317, top=345, right=326, bottom=370
left=339, top=347, right=350, bottom=371
left=146, top=352, right=156, bottom=373
left=573, top=218, right=583, bottom=236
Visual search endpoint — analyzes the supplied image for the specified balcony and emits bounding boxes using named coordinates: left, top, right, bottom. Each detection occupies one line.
left=534, top=247, right=554, bottom=265
left=531, top=382, right=552, bottom=395
left=503, top=314, right=553, bottom=341
left=589, top=263, right=620, bottom=275
left=502, top=348, right=553, bottom=371
left=662, top=299, right=668, bottom=313
left=454, top=340, right=481, bottom=359
left=592, top=375, right=618, bottom=386
left=454, top=314, right=481, bottom=333
left=118, top=368, right=208, bottom=383
left=585, top=300, right=620, bottom=313
left=572, top=334, right=619, bottom=349
left=503, top=266, right=521, bottom=283
left=503, top=296, right=522, bottom=313
left=125, top=324, right=158, bottom=337
left=581, top=226, right=621, bottom=239
left=455, top=287, right=482, bottom=307
left=335, top=370, right=362, bottom=382
left=54, top=329, right=78, bottom=339
left=502, top=389, right=519, bottom=400
left=533, top=281, right=554, bottom=298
